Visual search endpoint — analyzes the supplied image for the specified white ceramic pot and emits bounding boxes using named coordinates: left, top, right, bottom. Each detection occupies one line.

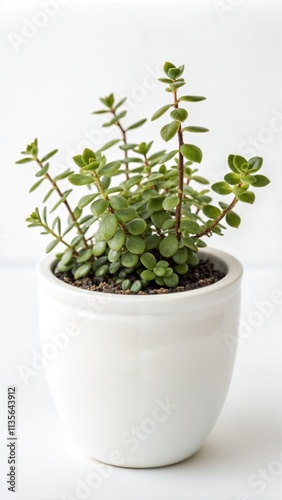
left=37, top=247, right=243, bottom=468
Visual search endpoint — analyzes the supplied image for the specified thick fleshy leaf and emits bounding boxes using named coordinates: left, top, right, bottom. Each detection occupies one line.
left=140, top=253, right=157, bottom=271
left=212, top=182, right=232, bottom=195
left=74, top=262, right=92, bottom=280
left=159, top=234, right=178, bottom=258
left=78, top=193, right=98, bottom=209
left=180, top=144, right=202, bottom=163
left=160, top=121, right=179, bottom=142
left=126, top=218, right=146, bottom=235
left=203, top=205, right=221, bottom=219
left=162, top=196, right=179, bottom=211
left=151, top=104, right=172, bottom=121
left=90, top=199, right=109, bottom=216
left=121, top=252, right=139, bottom=267
left=126, top=119, right=147, bottom=131
left=68, top=174, right=93, bottom=186
left=182, top=126, right=209, bottom=133
left=251, top=174, right=270, bottom=187
left=82, top=148, right=96, bottom=164
left=179, top=95, right=206, bottom=102
left=237, top=191, right=255, bottom=204
left=170, top=108, right=188, bottom=122
left=99, top=214, right=118, bottom=240
left=226, top=211, right=241, bottom=228
left=99, top=161, right=121, bottom=176
left=108, top=229, right=126, bottom=251
left=126, top=235, right=145, bottom=254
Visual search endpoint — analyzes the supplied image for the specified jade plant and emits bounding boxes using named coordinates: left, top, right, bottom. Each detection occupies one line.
left=17, top=61, right=270, bottom=292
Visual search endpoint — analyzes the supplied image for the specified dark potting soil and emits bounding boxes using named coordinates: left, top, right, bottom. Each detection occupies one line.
left=55, top=258, right=226, bottom=295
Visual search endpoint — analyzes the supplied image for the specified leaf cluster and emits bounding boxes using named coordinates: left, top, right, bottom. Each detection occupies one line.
left=17, top=62, right=270, bottom=292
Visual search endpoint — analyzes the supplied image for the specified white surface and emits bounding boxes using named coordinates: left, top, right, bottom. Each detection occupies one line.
left=0, top=0, right=281, bottom=261
left=0, top=262, right=282, bottom=499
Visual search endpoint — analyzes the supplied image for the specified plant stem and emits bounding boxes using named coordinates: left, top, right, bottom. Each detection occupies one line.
left=36, top=158, right=90, bottom=250
left=111, top=109, right=129, bottom=180
left=195, top=196, right=238, bottom=238
left=173, top=90, right=184, bottom=241
left=42, top=222, right=78, bottom=254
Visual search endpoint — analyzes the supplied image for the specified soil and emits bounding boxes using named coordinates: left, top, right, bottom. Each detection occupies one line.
left=55, top=258, right=226, bottom=295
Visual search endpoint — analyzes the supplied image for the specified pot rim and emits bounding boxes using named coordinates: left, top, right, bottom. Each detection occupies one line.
left=36, top=247, right=243, bottom=303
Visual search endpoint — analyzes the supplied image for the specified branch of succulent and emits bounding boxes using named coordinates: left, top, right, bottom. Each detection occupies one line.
left=17, top=61, right=270, bottom=292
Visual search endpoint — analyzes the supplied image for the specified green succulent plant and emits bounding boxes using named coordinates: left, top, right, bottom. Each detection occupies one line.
left=17, top=61, right=270, bottom=292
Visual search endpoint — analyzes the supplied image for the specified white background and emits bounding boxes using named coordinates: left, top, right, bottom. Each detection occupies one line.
left=0, top=0, right=282, bottom=499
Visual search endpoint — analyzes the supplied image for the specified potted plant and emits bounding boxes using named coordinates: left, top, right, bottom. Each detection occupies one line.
left=17, top=61, right=269, bottom=468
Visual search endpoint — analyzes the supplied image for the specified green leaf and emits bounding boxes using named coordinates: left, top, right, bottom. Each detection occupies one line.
left=251, top=175, right=270, bottom=187
left=163, top=273, right=179, bottom=288
left=212, top=182, right=232, bottom=195
left=61, top=248, right=74, bottom=265
left=173, top=247, right=188, bottom=264
left=74, top=262, right=92, bottom=280
left=92, top=109, right=110, bottom=115
left=151, top=210, right=171, bottom=229
left=43, top=188, right=54, bottom=203
left=16, top=157, right=33, bottom=164
left=226, top=211, right=241, bottom=228
left=159, top=150, right=179, bottom=163
left=121, top=252, right=139, bottom=268
left=192, top=175, right=209, bottom=185
left=93, top=241, right=107, bottom=257
left=158, top=77, right=173, bottom=84
left=114, top=97, right=127, bottom=110
left=73, top=155, right=85, bottom=168
left=35, top=163, right=49, bottom=177
left=78, top=193, right=98, bottom=209
left=160, top=121, right=179, bottom=142
left=54, top=169, right=73, bottom=181
left=109, top=195, right=128, bottom=210
left=41, top=149, right=58, bottom=162
left=29, top=178, right=45, bottom=192
left=182, top=237, right=198, bottom=252
left=122, top=279, right=132, bottom=291
left=237, top=191, right=255, bottom=204
left=99, top=213, right=118, bottom=240
left=108, top=249, right=121, bottom=262
left=179, top=95, right=206, bottom=102
left=126, top=119, right=147, bottom=131
left=141, top=270, right=155, bottom=281
left=81, top=160, right=100, bottom=171
left=170, top=108, right=188, bottom=122
left=182, top=126, right=209, bottom=133
left=174, top=264, right=188, bottom=275
left=168, top=65, right=184, bottom=79
left=159, top=234, right=178, bottom=258
left=91, top=199, right=109, bottom=216
left=68, top=174, right=93, bottom=186
left=227, top=154, right=239, bottom=173
left=181, top=220, right=200, bottom=234
left=203, top=205, right=221, bottom=219
left=50, top=189, right=72, bottom=213
left=126, top=218, right=146, bottom=235
left=126, top=235, right=145, bottom=254
left=98, top=161, right=121, bottom=176
left=125, top=175, right=143, bottom=189
left=162, top=196, right=179, bottom=211
left=224, top=172, right=241, bottom=185
left=46, top=239, right=59, bottom=253
left=147, top=196, right=165, bottom=213
left=145, top=234, right=161, bottom=250
left=131, top=280, right=142, bottom=293
left=141, top=253, right=157, bottom=271
left=77, top=248, right=93, bottom=263
left=248, top=157, right=263, bottom=172
left=82, top=148, right=96, bottom=165
left=163, top=61, right=176, bottom=76
left=98, top=139, right=120, bottom=152
left=116, top=207, right=138, bottom=223
left=233, top=155, right=248, bottom=172
left=108, top=228, right=126, bottom=251
left=95, top=264, right=109, bottom=277
left=151, top=104, right=172, bottom=121
left=181, top=144, right=202, bottom=163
